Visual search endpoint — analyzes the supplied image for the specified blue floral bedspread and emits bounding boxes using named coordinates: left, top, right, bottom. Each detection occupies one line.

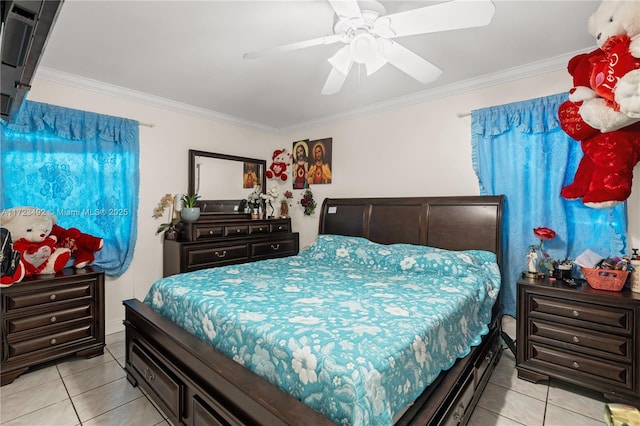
left=144, top=235, right=500, bottom=425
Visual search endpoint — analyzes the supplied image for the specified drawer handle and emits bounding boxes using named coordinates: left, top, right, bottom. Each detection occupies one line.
left=270, top=244, right=280, bottom=251
left=143, top=367, right=155, bottom=382
left=209, top=230, right=214, bottom=235
left=572, top=361, right=580, bottom=369
left=572, top=310, right=580, bottom=317
left=572, top=336, right=580, bottom=343
left=236, top=229, right=241, bottom=233
left=278, top=226, right=283, bottom=230
left=50, top=316, right=57, bottom=323
left=50, top=338, right=57, bottom=345
left=214, top=250, right=227, bottom=258
left=258, top=227, right=263, bottom=231
left=50, top=294, right=57, bottom=301
left=485, top=350, right=494, bottom=362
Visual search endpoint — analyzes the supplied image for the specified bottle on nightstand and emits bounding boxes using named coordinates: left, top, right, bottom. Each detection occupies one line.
left=630, top=248, right=640, bottom=293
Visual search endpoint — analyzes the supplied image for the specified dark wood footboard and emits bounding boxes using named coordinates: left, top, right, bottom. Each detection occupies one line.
left=124, top=298, right=502, bottom=425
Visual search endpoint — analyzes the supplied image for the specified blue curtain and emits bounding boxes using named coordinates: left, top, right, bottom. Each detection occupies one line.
left=1, top=101, right=139, bottom=277
left=471, top=93, right=627, bottom=317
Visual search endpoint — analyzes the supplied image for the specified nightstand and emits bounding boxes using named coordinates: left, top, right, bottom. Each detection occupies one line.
left=516, top=277, right=640, bottom=406
left=1, top=267, right=105, bottom=385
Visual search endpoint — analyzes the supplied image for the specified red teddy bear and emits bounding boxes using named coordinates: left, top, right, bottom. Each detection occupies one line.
left=559, top=49, right=640, bottom=208
left=50, top=224, right=104, bottom=268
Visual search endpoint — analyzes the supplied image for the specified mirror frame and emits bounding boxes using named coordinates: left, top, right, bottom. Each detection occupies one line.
left=188, top=150, right=266, bottom=216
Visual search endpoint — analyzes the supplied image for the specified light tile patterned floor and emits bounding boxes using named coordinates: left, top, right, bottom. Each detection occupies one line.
left=0, top=331, right=609, bottom=425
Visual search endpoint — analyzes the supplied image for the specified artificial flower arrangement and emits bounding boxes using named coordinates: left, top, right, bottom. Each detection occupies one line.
left=526, top=227, right=559, bottom=277
left=264, top=186, right=279, bottom=217
left=300, top=189, right=316, bottom=216
left=153, top=193, right=179, bottom=237
left=246, top=185, right=265, bottom=209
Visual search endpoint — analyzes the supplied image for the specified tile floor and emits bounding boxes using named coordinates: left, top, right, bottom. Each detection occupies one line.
left=0, top=330, right=610, bottom=426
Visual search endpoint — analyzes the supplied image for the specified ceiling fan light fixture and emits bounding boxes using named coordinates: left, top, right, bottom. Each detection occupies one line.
left=349, top=31, right=378, bottom=64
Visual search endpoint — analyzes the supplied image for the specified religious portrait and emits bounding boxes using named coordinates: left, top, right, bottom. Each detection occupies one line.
left=307, top=138, right=332, bottom=185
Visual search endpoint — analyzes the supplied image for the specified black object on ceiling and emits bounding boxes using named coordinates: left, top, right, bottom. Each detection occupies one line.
left=1, top=0, right=63, bottom=122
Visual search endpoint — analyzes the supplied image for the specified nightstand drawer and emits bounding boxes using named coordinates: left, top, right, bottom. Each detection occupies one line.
left=8, top=324, right=93, bottom=357
left=7, top=304, right=92, bottom=334
left=529, top=295, right=631, bottom=333
left=5, top=282, right=93, bottom=312
left=185, top=244, right=248, bottom=269
left=529, top=319, right=631, bottom=361
left=528, top=343, right=632, bottom=389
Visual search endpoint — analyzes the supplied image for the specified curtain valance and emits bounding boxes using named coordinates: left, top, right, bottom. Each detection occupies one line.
left=471, top=93, right=566, bottom=138
left=3, top=101, right=137, bottom=146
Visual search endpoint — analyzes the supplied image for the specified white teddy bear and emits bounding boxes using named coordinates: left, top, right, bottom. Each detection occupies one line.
left=586, top=0, right=640, bottom=120
left=1, top=207, right=71, bottom=276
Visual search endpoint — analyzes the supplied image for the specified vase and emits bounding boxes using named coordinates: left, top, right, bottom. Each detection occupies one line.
left=164, top=228, right=177, bottom=240
left=251, top=208, right=259, bottom=219
left=181, top=207, right=200, bottom=223
left=280, top=200, right=289, bottom=218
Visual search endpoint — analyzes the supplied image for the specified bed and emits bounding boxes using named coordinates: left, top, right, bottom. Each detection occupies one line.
left=123, top=195, right=504, bottom=425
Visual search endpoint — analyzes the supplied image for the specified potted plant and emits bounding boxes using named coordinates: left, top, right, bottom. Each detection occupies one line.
left=153, top=194, right=180, bottom=239
left=181, top=193, right=201, bottom=222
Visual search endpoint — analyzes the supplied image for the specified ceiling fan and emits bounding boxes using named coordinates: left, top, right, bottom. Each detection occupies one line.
left=243, top=0, right=496, bottom=95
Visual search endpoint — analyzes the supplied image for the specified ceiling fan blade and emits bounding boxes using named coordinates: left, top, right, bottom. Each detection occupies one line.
left=322, top=65, right=352, bottom=95
left=328, top=0, right=362, bottom=19
left=328, top=46, right=353, bottom=75
left=383, top=0, right=495, bottom=38
left=243, top=34, right=342, bottom=59
left=380, top=41, right=442, bottom=84
left=365, top=50, right=387, bottom=76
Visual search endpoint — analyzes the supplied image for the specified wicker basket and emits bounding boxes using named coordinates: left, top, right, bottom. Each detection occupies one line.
left=581, top=267, right=629, bottom=291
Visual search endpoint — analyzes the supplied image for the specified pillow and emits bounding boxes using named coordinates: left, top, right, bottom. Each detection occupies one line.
left=300, top=234, right=393, bottom=268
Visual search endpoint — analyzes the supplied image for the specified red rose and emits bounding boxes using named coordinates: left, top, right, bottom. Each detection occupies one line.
left=533, top=227, right=557, bottom=241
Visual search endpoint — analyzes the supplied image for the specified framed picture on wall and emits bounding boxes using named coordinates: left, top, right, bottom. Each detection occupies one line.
left=308, top=138, right=332, bottom=185
left=292, top=139, right=310, bottom=189
left=243, top=162, right=259, bottom=188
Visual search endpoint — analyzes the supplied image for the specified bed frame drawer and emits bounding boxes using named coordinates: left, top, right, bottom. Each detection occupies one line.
left=130, top=341, right=183, bottom=422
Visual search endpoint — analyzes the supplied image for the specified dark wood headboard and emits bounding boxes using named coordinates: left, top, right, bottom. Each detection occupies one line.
left=319, top=196, right=504, bottom=266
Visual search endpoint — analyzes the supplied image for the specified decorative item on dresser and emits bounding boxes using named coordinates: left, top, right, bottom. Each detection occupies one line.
left=125, top=195, right=505, bottom=425
left=164, top=215, right=299, bottom=277
left=516, top=277, right=640, bottom=406
left=1, top=267, right=105, bottom=385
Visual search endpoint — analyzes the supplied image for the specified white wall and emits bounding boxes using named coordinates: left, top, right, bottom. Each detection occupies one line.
left=27, top=71, right=640, bottom=334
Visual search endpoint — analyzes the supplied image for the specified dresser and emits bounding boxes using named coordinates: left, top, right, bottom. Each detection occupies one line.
left=163, top=215, right=299, bottom=277
left=1, top=267, right=105, bottom=385
left=516, top=277, right=640, bottom=405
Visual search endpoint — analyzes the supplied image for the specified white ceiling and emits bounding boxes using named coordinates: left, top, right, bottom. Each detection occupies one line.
left=37, top=0, right=600, bottom=133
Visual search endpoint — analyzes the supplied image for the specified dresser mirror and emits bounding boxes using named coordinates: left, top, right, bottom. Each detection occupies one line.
left=188, top=150, right=266, bottom=215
